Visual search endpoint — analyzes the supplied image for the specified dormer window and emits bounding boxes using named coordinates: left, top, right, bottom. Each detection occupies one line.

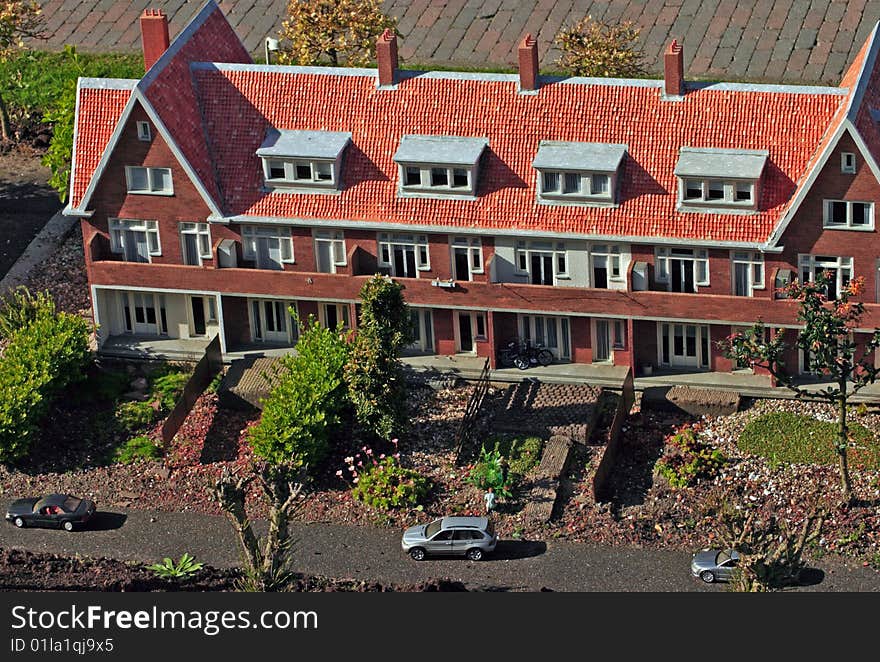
left=256, top=129, right=351, bottom=192
left=532, top=142, right=626, bottom=206
left=393, top=135, right=488, bottom=199
left=675, top=147, right=767, bottom=212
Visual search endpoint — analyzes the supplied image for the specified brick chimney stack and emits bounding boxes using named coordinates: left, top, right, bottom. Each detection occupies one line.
left=664, top=39, right=684, bottom=97
left=376, top=28, right=398, bottom=87
left=518, top=34, right=539, bottom=92
left=140, top=9, right=170, bottom=72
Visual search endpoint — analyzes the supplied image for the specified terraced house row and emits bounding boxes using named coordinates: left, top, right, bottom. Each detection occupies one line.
left=66, top=1, right=880, bottom=381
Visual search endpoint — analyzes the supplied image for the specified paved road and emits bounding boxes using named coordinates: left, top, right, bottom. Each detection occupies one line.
left=3, top=509, right=879, bottom=591
left=32, top=1, right=879, bottom=85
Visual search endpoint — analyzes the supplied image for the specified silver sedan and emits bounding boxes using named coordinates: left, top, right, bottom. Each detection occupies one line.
left=691, top=549, right=740, bottom=583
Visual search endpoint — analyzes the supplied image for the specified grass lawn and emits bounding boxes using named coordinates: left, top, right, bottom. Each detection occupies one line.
left=739, top=411, right=880, bottom=470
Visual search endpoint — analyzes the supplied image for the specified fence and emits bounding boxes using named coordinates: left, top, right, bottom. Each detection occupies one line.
left=591, top=368, right=635, bottom=501
left=160, top=334, right=223, bottom=445
left=453, top=357, right=492, bottom=465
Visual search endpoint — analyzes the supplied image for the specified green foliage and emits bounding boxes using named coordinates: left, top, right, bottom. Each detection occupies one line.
left=114, top=401, right=158, bottom=434
left=350, top=456, right=430, bottom=510
left=205, top=369, right=225, bottom=394
left=739, top=412, right=878, bottom=469
left=248, top=316, right=350, bottom=468
left=0, top=286, right=55, bottom=338
left=466, top=446, right=512, bottom=498
left=466, top=436, right=543, bottom=498
left=113, top=435, right=161, bottom=464
left=554, top=15, right=647, bottom=78
left=655, top=423, right=725, bottom=488
left=147, top=553, right=204, bottom=580
left=0, top=304, right=92, bottom=463
left=344, top=275, right=412, bottom=440
left=84, top=369, right=130, bottom=403
left=149, top=365, right=190, bottom=411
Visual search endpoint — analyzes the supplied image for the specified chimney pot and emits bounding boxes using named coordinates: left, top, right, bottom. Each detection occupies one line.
left=664, top=39, right=684, bottom=97
left=140, top=9, right=170, bottom=72
left=377, top=29, right=398, bottom=87
left=518, top=33, right=539, bottom=92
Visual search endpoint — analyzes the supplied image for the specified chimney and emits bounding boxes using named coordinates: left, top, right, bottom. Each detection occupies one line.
left=140, top=9, right=170, bottom=72
left=376, top=28, right=398, bottom=87
left=664, top=39, right=684, bottom=97
left=518, top=34, right=539, bottom=92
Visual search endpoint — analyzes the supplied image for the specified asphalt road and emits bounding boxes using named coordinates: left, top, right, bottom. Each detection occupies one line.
left=2, top=509, right=879, bottom=592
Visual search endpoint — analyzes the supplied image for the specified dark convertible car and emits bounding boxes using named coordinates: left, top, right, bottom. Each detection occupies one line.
left=5, top=494, right=96, bottom=531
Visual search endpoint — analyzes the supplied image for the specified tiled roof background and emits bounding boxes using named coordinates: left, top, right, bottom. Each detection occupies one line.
left=33, top=1, right=880, bottom=85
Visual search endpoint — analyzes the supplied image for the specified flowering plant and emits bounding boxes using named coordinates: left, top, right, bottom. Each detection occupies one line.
left=339, top=439, right=430, bottom=511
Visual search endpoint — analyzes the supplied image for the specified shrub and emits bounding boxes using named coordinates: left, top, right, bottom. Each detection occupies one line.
left=466, top=446, right=513, bottom=498
left=149, top=366, right=190, bottom=411
left=0, top=287, right=55, bottom=338
left=554, top=15, right=646, bottom=78
left=655, top=423, right=725, bottom=489
left=466, top=436, right=543, bottom=498
left=0, top=306, right=91, bottom=463
left=114, top=401, right=157, bottom=434
left=113, top=435, right=161, bottom=464
left=147, top=553, right=203, bottom=580
left=346, top=452, right=430, bottom=511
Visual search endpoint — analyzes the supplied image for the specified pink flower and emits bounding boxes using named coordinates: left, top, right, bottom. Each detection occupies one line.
left=344, top=456, right=353, bottom=463
left=335, top=469, right=343, bottom=477
left=379, top=454, right=386, bottom=459
left=357, top=461, right=363, bottom=467
left=391, top=438, right=399, bottom=445
left=353, top=477, right=359, bottom=484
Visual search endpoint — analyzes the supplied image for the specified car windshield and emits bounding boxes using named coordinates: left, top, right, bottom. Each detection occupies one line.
left=716, top=550, right=733, bottom=565
left=63, top=497, right=81, bottom=512
left=425, top=519, right=443, bottom=538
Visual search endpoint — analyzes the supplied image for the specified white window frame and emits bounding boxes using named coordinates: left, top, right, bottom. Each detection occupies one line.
left=241, top=225, right=294, bottom=264
left=731, top=251, right=765, bottom=296
left=262, top=158, right=336, bottom=187
left=109, top=218, right=161, bottom=261
left=451, top=236, right=484, bottom=278
left=398, top=163, right=475, bottom=195
left=179, top=222, right=212, bottom=266
left=136, top=121, right=151, bottom=142
left=798, top=254, right=853, bottom=297
left=319, top=302, right=351, bottom=330
left=537, top=170, right=614, bottom=203
left=377, top=233, right=430, bottom=274
left=515, top=240, right=569, bottom=283
left=822, top=199, right=874, bottom=230
left=841, top=152, right=856, bottom=174
left=679, top=178, right=756, bottom=208
left=314, top=230, right=347, bottom=273
left=590, top=244, right=623, bottom=285
left=125, top=166, right=173, bottom=195
left=655, top=247, right=710, bottom=289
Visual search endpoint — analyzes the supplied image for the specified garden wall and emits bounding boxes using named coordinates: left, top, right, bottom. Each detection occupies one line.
left=591, top=368, right=635, bottom=502
left=160, top=334, right=222, bottom=445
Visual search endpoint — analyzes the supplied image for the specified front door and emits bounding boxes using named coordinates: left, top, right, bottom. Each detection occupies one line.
left=530, top=253, right=554, bottom=285
left=123, top=229, right=149, bottom=263
left=457, top=312, right=474, bottom=353
left=670, top=259, right=695, bottom=293
left=392, top=245, right=417, bottom=278
left=426, top=529, right=454, bottom=555
left=256, top=236, right=283, bottom=270
left=660, top=323, right=708, bottom=369
left=190, top=296, right=207, bottom=336
left=453, top=247, right=471, bottom=281
left=132, top=292, right=158, bottom=334
left=251, top=300, right=290, bottom=343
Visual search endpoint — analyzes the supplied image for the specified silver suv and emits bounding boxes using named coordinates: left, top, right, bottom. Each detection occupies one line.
left=401, top=516, right=497, bottom=561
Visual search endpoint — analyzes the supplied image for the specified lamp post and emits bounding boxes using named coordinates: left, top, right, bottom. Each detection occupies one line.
left=265, top=37, right=279, bottom=65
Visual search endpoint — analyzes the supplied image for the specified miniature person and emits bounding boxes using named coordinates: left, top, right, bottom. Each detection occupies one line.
left=484, top=487, right=496, bottom=514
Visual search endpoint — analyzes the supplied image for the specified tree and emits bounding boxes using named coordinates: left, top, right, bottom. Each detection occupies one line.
left=719, top=272, right=880, bottom=499
left=0, top=1, right=44, bottom=141
left=344, top=275, right=412, bottom=440
left=212, top=314, right=350, bottom=591
left=276, top=0, right=397, bottom=67
left=554, top=15, right=646, bottom=78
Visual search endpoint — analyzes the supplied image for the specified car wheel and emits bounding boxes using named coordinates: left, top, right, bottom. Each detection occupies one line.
left=409, top=547, right=426, bottom=561
left=700, top=570, right=715, bottom=584
left=62, top=521, right=74, bottom=532
left=13, top=517, right=24, bottom=528
left=466, top=548, right=483, bottom=561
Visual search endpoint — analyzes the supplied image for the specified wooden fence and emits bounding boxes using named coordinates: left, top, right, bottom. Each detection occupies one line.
left=160, top=335, right=223, bottom=445
left=453, top=357, right=492, bottom=465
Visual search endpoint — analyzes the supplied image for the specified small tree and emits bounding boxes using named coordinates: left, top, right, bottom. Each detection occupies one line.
left=276, top=0, right=397, bottom=67
left=344, top=275, right=412, bottom=440
left=719, top=273, right=880, bottom=499
left=0, top=1, right=44, bottom=141
left=554, top=15, right=646, bottom=78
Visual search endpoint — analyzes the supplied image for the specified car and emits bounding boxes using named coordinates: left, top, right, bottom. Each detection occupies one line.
left=691, top=548, right=741, bottom=583
left=5, top=494, right=96, bottom=532
left=401, top=516, right=498, bottom=561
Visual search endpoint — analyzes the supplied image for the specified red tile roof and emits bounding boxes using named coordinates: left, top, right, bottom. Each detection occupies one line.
left=70, top=85, right=133, bottom=208
left=195, top=67, right=845, bottom=244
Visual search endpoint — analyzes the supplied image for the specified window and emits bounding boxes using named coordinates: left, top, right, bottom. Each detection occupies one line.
left=125, top=166, right=172, bottom=194
left=799, top=255, right=853, bottom=299
left=263, top=159, right=336, bottom=186
left=612, top=319, right=625, bottom=349
left=451, top=237, right=483, bottom=281
left=393, top=135, right=487, bottom=197
left=400, top=165, right=473, bottom=193
left=516, top=240, right=568, bottom=285
left=841, top=152, right=856, bottom=174
left=109, top=219, right=161, bottom=262
left=532, top=141, right=625, bottom=205
left=405, top=166, right=421, bottom=186
left=179, top=223, right=211, bottom=266
left=731, top=251, right=764, bottom=296
left=591, top=244, right=622, bottom=288
left=823, top=200, right=873, bottom=229
left=378, top=233, right=430, bottom=277
left=681, top=179, right=754, bottom=206
left=314, top=230, right=346, bottom=273
left=321, top=303, right=350, bottom=330
left=136, top=121, right=151, bottom=142
left=655, top=247, right=709, bottom=291
left=539, top=171, right=613, bottom=200
left=475, top=313, right=487, bottom=340
left=242, top=226, right=294, bottom=270
left=256, top=129, right=350, bottom=191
